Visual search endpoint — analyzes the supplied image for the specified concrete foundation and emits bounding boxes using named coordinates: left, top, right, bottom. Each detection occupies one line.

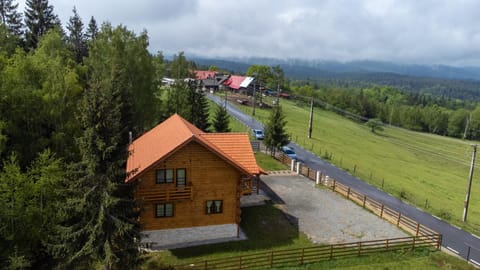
left=142, top=223, right=245, bottom=250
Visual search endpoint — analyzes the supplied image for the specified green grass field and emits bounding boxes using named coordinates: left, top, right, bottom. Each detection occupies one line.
left=232, top=95, right=480, bottom=235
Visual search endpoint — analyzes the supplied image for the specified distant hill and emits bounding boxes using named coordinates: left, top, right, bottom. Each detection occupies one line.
left=191, top=57, right=480, bottom=100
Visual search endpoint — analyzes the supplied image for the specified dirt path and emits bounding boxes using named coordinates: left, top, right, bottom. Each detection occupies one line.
left=261, top=174, right=408, bottom=244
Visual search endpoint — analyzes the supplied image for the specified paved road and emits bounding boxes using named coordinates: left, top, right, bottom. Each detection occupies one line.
left=208, top=93, right=480, bottom=265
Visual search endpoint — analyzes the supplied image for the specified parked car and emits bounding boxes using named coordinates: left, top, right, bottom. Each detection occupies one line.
left=252, top=129, right=264, bottom=140
left=282, top=146, right=297, bottom=160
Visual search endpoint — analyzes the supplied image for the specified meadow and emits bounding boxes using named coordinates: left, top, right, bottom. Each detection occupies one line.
left=233, top=95, right=480, bottom=235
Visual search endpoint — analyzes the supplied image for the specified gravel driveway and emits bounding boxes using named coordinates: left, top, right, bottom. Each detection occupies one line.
left=261, top=174, right=408, bottom=244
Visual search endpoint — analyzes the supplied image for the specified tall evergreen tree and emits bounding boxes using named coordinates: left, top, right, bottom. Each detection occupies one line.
left=212, top=104, right=230, bottom=132
left=189, top=83, right=210, bottom=131
left=66, top=6, right=87, bottom=63
left=85, top=16, right=97, bottom=41
left=0, top=0, right=23, bottom=37
left=24, top=0, right=60, bottom=49
left=264, top=105, right=289, bottom=155
left=54, top=82, right=140, bottom=269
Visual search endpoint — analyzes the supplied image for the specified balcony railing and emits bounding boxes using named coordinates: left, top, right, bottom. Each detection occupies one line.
left=136, top=186, right=193, bottom=202
left=241, top=178, right=254, bottom=195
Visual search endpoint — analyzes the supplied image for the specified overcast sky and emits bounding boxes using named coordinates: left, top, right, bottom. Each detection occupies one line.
left=21, top=0, right=480, bottom=66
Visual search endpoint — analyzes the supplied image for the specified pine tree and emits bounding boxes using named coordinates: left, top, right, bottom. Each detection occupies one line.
left=0, top=0, right=23, bottom=37
left=24, top=0, right=60, bottom=49
left=264, top=105, right=289, bottom=155
left=213, top=104, right=230, bottom=132
left=66, top=6, right=87, bottom=63
left=54, top=82, right=140, bottom=269
left=190, top=83, right=210, bottom=131
left=85, top=16, right=98, bottom=41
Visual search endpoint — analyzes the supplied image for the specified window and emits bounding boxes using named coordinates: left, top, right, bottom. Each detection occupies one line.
left=176, top=168, right=186, bottom=186
left=156, top=203, right=173, bottom=217
left=206, top=200, right=223, bottom=214
left=156, top=169, right=173, bottom=184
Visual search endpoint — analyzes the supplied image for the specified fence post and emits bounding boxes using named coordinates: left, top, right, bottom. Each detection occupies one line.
left=296, top=162, right=301, bottom=175
left=300, top=248, right=305, bottom=265
left=386, top=239, right=389, bottom=250
left=347, top=187, right=350, bottom=199
left=330, top=245, right=333, bottom=259
left=415, top=223, right=420, bottom=237
left=316, top=171, right=320, bottom=185
left=291, top=159, right=295, bottom=172
left=467, top=246, right=471, bottom=261
left=380, top=205, right=384, bottom=217
left=412, top=237, right=416, bottom=250
left=270, top=251, right=274, bottom=268
left=307, top=167, right=310, bottom=178
left=204, top=260, right=207, bottom=270
left=437, top=234, right=442, bottom=250
left=397, top=213, right=402, bottom=227
left=362, top=195, right=367, bottom=208
left=332, top=179, right=336, bottom=191
left=358, top=242, right=362, bottom=256
left=239, top=256, right=242, bottom=270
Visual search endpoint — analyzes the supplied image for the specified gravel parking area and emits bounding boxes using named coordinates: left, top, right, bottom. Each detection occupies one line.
left=261, top=174, right=408, bottom=244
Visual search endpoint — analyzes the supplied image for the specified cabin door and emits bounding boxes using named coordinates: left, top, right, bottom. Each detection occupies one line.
left=176, top=168, right=186, bottom=187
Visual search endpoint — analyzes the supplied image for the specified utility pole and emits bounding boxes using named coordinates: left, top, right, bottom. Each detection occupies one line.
left=463, top=113, right=472, bottom=140
left=463, top=144, right=477, bottom=222
left=224, top=88, right=227, bottom=108
left=308, top=97, right=314, bottom=138
left=252, top=76, right=256, bottom=116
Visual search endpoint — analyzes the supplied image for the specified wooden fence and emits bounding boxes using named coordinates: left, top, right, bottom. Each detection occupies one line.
left=175, top=234, right=441, bottom=270
left=280, top=154, right=438, bottom=237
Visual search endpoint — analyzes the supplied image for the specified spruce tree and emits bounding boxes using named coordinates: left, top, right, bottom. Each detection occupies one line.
left=190, top=83, right=210, bottom=132
left=66, top=6, right=87, bottom=63
left=55, top=82, right=140, bottom=269
left=85, top=16, right=98, bottom=41
left=213, top=104, right=230, bottom=132
left=264, top=105, right=289, bottom=155
left=0, top=0, right=23, bottom=37
left=24, top=0, right=60, bottom=49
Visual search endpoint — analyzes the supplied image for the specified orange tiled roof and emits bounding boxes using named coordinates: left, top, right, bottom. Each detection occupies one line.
left=126, top=114, right=265, bottom=183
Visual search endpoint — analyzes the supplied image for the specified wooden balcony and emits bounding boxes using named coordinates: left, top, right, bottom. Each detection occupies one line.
left=136, top=186, right=193, bottom=202
left=240, top=178, right=254, bottom=195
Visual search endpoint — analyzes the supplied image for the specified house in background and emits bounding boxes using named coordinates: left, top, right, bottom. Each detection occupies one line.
left=126, top=114, right=266, bottom=249
left=194, top=70, right=230, bottom=92
left=222, top=75, right=255, bottom=95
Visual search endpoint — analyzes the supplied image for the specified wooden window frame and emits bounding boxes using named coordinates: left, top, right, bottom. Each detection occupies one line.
left=155, top=203, right=174, bottom=218
left=156, top=169, right=173, bottom=184
left=176, top=168, right=187, bottom=187
left=206, top=200, right=223, bottom=214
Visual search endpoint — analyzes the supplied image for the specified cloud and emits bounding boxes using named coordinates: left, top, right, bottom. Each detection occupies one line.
left=38, top=0, right=480, bottom=65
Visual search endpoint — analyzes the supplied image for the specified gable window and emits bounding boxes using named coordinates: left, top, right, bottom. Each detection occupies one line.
left=156, top=169, right=173, bottom=184
left=206, top=200, right=223, bottom=214
left=176, top=168, right=186, bottom=186
left=156, top=203, right=173, bottom=218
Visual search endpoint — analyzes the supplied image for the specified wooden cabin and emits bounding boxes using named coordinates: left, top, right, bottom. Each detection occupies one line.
left=126, top=114, right=266, bottom=248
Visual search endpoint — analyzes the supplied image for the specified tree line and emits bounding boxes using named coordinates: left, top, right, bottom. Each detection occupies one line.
left=289, top=83, right=480, bottom=139
left=0, top=1, right=231, bottom=269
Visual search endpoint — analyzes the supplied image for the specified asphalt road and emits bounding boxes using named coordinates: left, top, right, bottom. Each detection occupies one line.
left=208, top=93, right=480, bottom=265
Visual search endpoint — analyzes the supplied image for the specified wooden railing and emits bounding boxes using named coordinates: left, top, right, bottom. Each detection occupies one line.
left=240, top=178, right=254, bottom=195
left=176, top=234, right=441, bottom=270
left=136, top=186, right=193, bottom=202
left=278, top=154, right=438, bottom=237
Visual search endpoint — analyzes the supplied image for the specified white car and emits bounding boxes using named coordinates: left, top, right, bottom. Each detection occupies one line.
left=252, top=129, right=264, bottom=140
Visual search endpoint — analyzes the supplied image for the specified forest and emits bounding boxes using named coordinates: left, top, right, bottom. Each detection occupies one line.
left=0, top=0, right=220, bottom=269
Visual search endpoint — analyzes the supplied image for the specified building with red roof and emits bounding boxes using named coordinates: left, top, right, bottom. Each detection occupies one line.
left=126, top=114, right=266, bottom=249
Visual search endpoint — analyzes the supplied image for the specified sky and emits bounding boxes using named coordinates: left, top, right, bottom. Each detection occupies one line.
left=21, top=0, right=480, bottom=66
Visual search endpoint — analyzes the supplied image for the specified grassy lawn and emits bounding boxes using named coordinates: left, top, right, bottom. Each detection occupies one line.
left=272, top=249, right=475, bottom=270
left=254, top=152, right=288, bottom=171
left=140, top=203, right=313, bottom=269
left=230, top=95, right=480, bottom=235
